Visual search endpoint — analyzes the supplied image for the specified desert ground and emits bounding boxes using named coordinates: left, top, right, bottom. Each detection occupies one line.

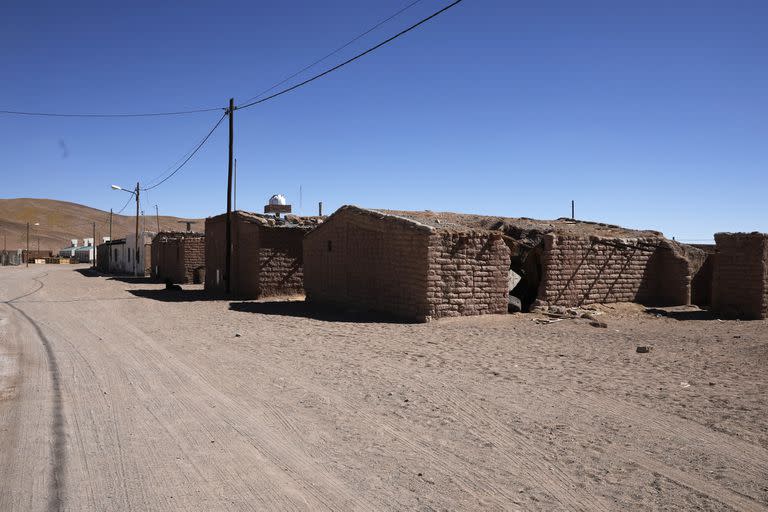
left=1, top=264, right=766, bottom=511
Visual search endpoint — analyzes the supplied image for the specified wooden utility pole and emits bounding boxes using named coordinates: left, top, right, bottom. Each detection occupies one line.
left=92, top=221, right=96, bottom=268
left=155, top=205, right=160, bottom=233
left=26, top=221, right=29, bottom=267
left=225, top=98, right=235, bottom=294
left=135, top=182, right=140, bottom=277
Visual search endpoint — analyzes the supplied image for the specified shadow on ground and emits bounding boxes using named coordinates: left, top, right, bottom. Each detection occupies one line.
left=645, top=307, right=717, bottom=321
left=74, top=268, right=100, bottom=278
left=128, top=289, right=225, bottom=302
left=229, top=301, right=413, bottom=324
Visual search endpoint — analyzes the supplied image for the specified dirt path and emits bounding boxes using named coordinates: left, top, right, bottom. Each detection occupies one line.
left=1, top=265, right=766, bottom=511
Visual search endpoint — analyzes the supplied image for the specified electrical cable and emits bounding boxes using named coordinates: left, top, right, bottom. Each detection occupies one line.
left=115, top=191, right=135, bottom=215
left=142, top=112, right=227, bottom=191
left=0, top=106, right=225, bottom=118
left=239, top=0, right=424, bottom=106
left=237, top=0, right=464, bottom=110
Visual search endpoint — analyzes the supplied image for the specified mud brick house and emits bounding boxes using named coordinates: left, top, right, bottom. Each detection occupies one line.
left=151, top=232, right=205, bottom=284
left=379, top=210, right=705, bottom=311
left=205, top=211, right=321, bottom=298
left=303, top=206, right=510, bottom=322
left=712, top=232, right=768, bottom=319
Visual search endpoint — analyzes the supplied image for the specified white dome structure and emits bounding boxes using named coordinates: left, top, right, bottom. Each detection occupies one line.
left=269, top=194, right=287, bottom=206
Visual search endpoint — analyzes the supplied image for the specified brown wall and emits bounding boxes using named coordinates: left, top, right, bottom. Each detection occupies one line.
left=205, top=213, right=306, bottom=298
left=426, top=232, right=509, bottom=318
left=152, top=236, right=205, bottom=284
left=536, top=236, right=695, bottom=307
left=304, top=207, right=511, bottom=322
left=304, top=208, right=432, bottom=320
left=712, top=233, right=768, bottom=319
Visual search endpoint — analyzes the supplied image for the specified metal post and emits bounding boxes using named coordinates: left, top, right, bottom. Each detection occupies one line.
left=225, top=98, right=234, bottom=294
left=135, top=182, right=140, bottom=277
left=109, top=208, right=112, bottom=273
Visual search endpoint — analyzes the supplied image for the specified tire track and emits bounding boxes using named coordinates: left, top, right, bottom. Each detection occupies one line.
left=5, top=272, right=66, bottom=512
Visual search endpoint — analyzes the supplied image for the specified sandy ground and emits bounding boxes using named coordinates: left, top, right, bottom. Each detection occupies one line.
left=1, top=264, right=767, bottom=512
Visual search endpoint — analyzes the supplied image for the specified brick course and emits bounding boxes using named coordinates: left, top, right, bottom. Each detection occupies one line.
left=712, top=232, right=768, bottom=319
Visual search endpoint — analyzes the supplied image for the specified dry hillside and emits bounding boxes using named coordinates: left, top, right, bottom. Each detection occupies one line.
left=0, top=198, right=203, bottom=252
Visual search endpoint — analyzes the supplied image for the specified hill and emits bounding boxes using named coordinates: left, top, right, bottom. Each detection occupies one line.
left=0, top=198, right=204, bottom=252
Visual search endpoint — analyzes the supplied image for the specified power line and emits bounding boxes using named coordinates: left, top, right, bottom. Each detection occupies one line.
left=142, top=112, right=227, bottom=191
left=115, top=191, right=135, bottom=215
left=239, top=0, right=424, bottom=106
left=0, top=106, right=224, bottom=118
left=237, top=0, right=464, bottom=110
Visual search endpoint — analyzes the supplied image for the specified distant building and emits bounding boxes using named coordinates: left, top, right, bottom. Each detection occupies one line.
left=151, top=231, right=205, bottom=284
left=59, top=238, right=95, bottom=263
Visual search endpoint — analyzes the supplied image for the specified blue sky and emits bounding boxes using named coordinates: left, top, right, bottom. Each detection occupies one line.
left=1, top=0, right=766, bottom=241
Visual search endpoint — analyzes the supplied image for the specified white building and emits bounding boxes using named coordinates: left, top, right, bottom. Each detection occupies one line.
left=104, top=232, right=154, bottom=275
left=60, top=238, right=95, bottom=262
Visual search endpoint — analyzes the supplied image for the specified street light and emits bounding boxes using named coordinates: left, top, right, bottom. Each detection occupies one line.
left=26, top=222, right=40, bottom=268
left=111, top=182, right=140, bottom=277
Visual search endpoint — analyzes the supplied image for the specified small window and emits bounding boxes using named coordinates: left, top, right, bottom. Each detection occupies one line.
left=327, top=240, right=332, bottom=252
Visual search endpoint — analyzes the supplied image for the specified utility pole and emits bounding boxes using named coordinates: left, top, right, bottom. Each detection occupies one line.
left=155, top=205, right=160, bottom=233
left=318, top=202, right=323, bottom=217
left=92, top=221, right=96, bottom=268
left=225, top=98, right=235, bottom=294
left=135, top=182, right=140, bottom=277
left=26, top=221, right=29, bottom=267
left=109, top=208, right=113, bottom=273
left=571, top=200, right=575, bottom=220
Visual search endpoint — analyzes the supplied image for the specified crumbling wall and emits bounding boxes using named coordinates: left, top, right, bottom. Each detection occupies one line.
left=426, top=232, right=509, bottom=319
left=712, top=233, right=768, bottom=319
left=304, top=208, right=431, bottom=320
left=536, top=235, right=696, bottom=307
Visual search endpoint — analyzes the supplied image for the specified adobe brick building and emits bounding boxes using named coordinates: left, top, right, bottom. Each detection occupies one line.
left=712, top=232, right=768, bottom=319
left=381, top=209, right=705, bottom=311
left=151, top=232, right=205, bottom=284
left=205, top=211, right=320, bottom=298
left=303, top=206, right=510, bottom=322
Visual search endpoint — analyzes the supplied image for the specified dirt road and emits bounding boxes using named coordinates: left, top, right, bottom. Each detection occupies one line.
left=1, top=265, right=767, bottom=511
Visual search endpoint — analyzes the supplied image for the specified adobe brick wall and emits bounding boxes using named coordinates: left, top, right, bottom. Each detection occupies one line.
left=256, top=227, right=305, bottom=298
left=536, top=235, right=696, bottom=307
left=151, top=235, right=204, bottom=284
left=304, top=206, right=511, bottom=322
left=426, top=232, right=509, bottom=318
left=712, top=233, right=768, bottom=319
left=205, top=212, right=307, bottom=298
left=304, top=207, right=432, bottom=320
